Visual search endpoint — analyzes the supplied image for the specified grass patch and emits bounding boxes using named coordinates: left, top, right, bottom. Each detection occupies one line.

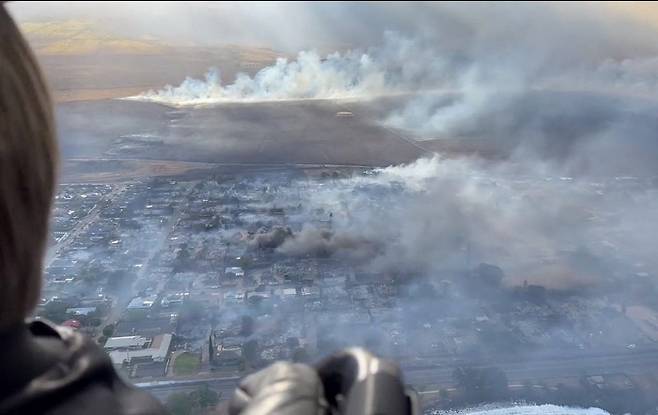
left=173, top=352, right=200, bottom=376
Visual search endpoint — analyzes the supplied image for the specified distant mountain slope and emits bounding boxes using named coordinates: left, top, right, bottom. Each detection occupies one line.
left=20, top=20, right=167, bottom=55
left=18, top=20, right=282, bottom=102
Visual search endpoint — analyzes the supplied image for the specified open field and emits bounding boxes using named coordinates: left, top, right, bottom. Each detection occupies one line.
left=60, top=159, right=220, bottom=183
left=173, top=353, right=201, bottom=376
left=39, top=50, right=278, bottom=102
left=18, top=19, right=281, bottom=102
left=56, top=99, right=430, bottom=167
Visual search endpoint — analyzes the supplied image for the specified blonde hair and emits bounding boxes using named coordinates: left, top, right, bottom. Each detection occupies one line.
left=0, top=5, right=58, bottom=328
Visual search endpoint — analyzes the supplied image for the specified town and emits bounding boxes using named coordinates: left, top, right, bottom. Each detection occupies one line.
left=36, top=164, right=658, bottom=413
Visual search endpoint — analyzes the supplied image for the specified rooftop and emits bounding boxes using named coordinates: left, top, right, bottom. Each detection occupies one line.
left=225, top=266, right=245, bottom=277
left=109, top=334, right=172, bottom=365
left=127, top=294, right=158, bottom=309
left=105, top=335, right=151, bottom=350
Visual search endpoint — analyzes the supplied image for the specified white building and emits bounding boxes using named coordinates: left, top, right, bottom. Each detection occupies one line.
left=104, top=335, right=151, bottom=351
left=127, top=294, right=158, bottom=310
left=65, top=307, right=97, bottom=316
left=108, top=334, right=172, bottom=366
left=225, top=267, right=245, bottom=278
left=274, top=288, right=298, bottom=300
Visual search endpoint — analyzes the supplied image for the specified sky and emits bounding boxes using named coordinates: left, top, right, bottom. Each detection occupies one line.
left=8, top=2, right=658, bottom=53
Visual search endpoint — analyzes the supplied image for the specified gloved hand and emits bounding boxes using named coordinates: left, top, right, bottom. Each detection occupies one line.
left=228, top=362, right=329, bottom=415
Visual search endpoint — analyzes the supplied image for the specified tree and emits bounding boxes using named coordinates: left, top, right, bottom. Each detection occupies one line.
left=166, top=392, right=194, bottom=415
left=41, top=300, right=70, bottom=323
left=239, top=255, right=252, bottom=269
left=240, top=315, right=255, bottom=336
left=165, top=386, right=219, bottom=415
left=87, top=317, right=102, bottom=327
left=189, top=385, right=219, bottom=408
left=102, top=323, right=115, bottom=338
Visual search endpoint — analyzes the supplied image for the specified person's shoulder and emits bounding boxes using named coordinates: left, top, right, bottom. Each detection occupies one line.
left=0, top=320, right=166, bottom=415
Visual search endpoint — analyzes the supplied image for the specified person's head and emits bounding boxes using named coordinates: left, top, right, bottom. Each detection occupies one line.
left=0, top=5, right=58, bottom=328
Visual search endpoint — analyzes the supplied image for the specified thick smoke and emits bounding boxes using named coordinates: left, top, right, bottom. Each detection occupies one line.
left=123, top=3, right=658, bottom=176
left=125, top=32, right=449, bottom=105
left=123, top=3, right=658, bottom=112
left=122, top=2, right=658, bottom=288
left=277, top=225, right=382, bottom=261
left=248, top=225, right=381, bottom=261
left=286, top=156, right=658, bottom=290
left=126, top=53, right=386, bottom=105
left=249, top=227, right=293, bottom=250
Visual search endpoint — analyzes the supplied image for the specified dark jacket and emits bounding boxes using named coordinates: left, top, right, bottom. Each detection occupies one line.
left=0, top=320, right=166, bottom=415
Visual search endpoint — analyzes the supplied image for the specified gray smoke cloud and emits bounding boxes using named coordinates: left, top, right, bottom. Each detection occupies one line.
left=124, top=32, right=448, bottom=105
left=276, top=225, right=382, bottom=261
left=249, top=227, right=293, bottom=251
left=120, top=3, right=658, bottom=176
left=121, top=2, right=658, bottom=106
left=247, top=225, right=382, bottom=261
left=286, top=156, right=658, bottom=290
left=25, top=1, right=658, bottom=288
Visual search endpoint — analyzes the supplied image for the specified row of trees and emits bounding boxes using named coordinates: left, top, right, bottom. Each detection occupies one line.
left=452, top=366, right=509, bottom=404
left=166, top=386, right=219, bottom=415
left=40, top=299, right=108, bottom=326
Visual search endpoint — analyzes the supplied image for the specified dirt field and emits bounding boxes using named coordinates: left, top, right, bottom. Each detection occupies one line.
left=38, top=49, right=279, bottom=102
left=20, top=20, right=282, bottom=103
left=56, top=98, right=429, bottom=167
left=60, top=159, right=221, bottom=183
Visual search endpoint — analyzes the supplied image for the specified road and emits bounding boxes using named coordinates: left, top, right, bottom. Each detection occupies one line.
left=404, top=348, right=658, bottom=385
left=45, top=185, right=126, bottom=268
left=97, top=182, right=196, bottom=335
left=137, top=348, right=658, bottom=400
left=65, top=157, right=379, bottom=170
left=137, top=377, right=242, bottom=401
left=335, top=103, right=435, bottom=155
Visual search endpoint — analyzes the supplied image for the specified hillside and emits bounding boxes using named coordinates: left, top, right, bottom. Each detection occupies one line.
left=18, top=20, right=281, bottom=102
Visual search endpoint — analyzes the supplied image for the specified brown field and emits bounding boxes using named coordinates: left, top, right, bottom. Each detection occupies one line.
left=60, top=159, right=220, bottom=183
left=56, top=98, right=430, bottom=168
left=52, top=87, right=149, bottom=103
left=20, top=20, right=282, bottom=103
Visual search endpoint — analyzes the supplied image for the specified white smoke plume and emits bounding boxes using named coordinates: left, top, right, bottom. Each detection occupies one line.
left=121, top=3, right=658, bottom=174
left=124, top=33, right=447, bottom=106
left=122, top=1, right=658, bottom=148
left=288, top=155, right=658, bottom=290
left=126, top=52, right=385, bottom=105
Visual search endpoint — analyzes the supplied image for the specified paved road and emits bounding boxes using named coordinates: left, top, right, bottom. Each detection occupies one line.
left=45, top=185, right=126, bottom=268
left=405, top=349, right=658, bottom=385
left=66, top=157, right=379, bottom=170
left=96, top=182, right=195, bottom=336
left=137, top=376, right=242, bottom=401
left=138, top=348, right=658, bottom=400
